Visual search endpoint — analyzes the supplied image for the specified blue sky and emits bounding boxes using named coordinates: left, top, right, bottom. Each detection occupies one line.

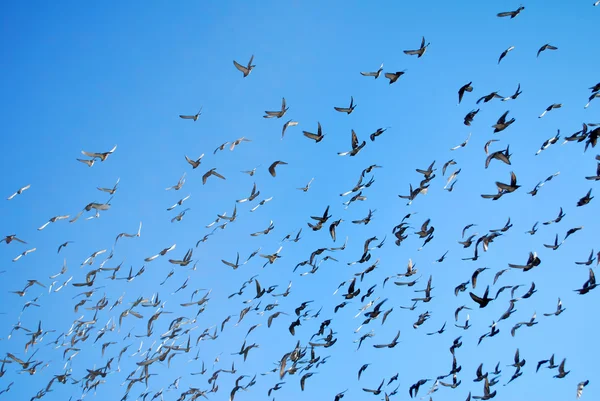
left=1, top=1, right=598, bottom=400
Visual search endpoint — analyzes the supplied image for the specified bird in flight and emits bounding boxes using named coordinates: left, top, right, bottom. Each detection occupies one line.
left=233, top=54, right=255, bottom=77
left=179, top=107, right=202, bottom=121
left=403, top=36, right=430, bottom=57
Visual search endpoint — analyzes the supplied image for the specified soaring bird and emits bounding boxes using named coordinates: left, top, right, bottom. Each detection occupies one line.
left=537, top=43, right=558, bottom=57
left=404, top=36, right=430, bottom=57
left=179, top=107, right=202, bottom=121
left=268, top=161, right=288, bottom=177
left=233, top=54, right=255, bottom=77
left=385, top=71, right=406, bottom=84
left=539, top=103, right=562, bottom=118
left=497, top=6, right=525, bottom=18
left=81, top=145, right=117, bottom=162
left=6, top=184, right=30, bottom=200
left=334, top=96, right=357, bottom=114
left=360, top=63, right=384, bottom=78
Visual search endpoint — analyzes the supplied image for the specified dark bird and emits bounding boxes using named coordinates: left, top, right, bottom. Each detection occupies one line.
left=268, top=161, right=288, bottom=177
left=264, top=97, right=289, bottom=119
left=576, top=189, right=593, bottom=207
left=509, top=251, right=541, bottom=271
left=338, top=130, right=366, bottom=157
left=477, top=92, right=503, bottom=104
left=498, top=46, right=515, bottom=64
left=303, top=122, right=325, bottom=143
left=334, top=96, right=357, bottom=114
left=202, top=168, right=226, bottom=184
left=385, top=71, right=406, bottom=84
left=492, top=110, right=515, bottom=133
left=537, top=43, right=558, bottom=57
left=470, top=286, right=493, bottom=308
left=497, top=6, right=525, bottom=18
left=464, top=109, right=479, bottom=126
left=539, top=103, right=562, bottom=118
left=458, top=82, right=473, bottom=104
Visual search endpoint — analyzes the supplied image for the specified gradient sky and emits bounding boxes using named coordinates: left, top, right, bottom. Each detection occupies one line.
left=1, top=1, right=599, bottom=400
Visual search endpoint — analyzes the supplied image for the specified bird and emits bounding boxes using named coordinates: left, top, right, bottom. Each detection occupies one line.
left=334, top=96, right=357, bottom=114
left=458, top=82, right=473, bottom=104
left=233, top=54, right=255, bottom=77
left=404, top=36, right=430, bottom=57
left=539, top=103, right=562, bottom=118
left=38, top=215, right=70, bottom=231
left=185, top=154, right=205, bottom=169
left=384, top=71, right=406, bottom=84
left=81, top=145, right=117, bottom=162
left=166, top=173, right=186, bottom=190
left=537, top=43, right=558, bottom=57
left=281, top=120, right=299, bottom=139
left=338, top=130, right=366, bottom=156
left=577, top=380, right=589, bottom=398
left=470, top=286, right=493, bottom=308
left=360, top=63, right=384, bottom=78
left=179, top=107, right=202, bottom=121
left=502, top=83, right=522, bottom=101
left=264, top=97, right=289, bottom=118
left=202, top=168, right=226, bottom=184
left=492, top=110, right=515, bottom=133
left=497, top=6, right=525, bottom=18
left=1, top=235, right=27, bottom=245
left=268, top=161, right=288, bottom=177
left=6, top=184, right=30, bottom=200
left=498, top=46, right=515, bottom=64
left=303, top=122, right=325, bottom=143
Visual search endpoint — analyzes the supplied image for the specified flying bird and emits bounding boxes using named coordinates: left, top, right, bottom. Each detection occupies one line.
left=497, top=6, right=525, bottom=18
left=334, top=96, right=357, bottom=114
left=264, top=97, right=289, bottom=119
left=179, top=107, right=202, bottom=121
left=360, top=63, right=384, bottom=78
left=6, top=184, right=30, bottom=200
left=404, top=36, right=430, bottom=57
left=537, top=43, right=558, bottom=57
left=233, top=54, right=255, bottom=77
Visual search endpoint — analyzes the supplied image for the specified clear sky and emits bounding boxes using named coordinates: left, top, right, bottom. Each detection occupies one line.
left=1, top=1, right=598, bottom=400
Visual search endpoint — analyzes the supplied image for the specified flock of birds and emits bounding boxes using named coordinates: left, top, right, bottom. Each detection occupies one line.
left=2, top=4, right=600, bottom=401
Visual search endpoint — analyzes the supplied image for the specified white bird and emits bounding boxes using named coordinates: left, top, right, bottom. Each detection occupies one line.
left=166, top=173, right=186, bottom=191
left=97, top=178, right=120, bottom=194
left=81, top=145, right=117, bottom=162
left=281, top=120, right=299, bottom=139
left=250, top=197, right=273, bottom=212
left=12, top=248, right=37, bottom=262
left=7, top=184, right=31, bottom=200
left=38, top=215, right=70, bottom=231
left=167, top=195, right=191, bottom=211
left=450, top=133, right=471, bottom=151
left=145, top=244, right=176, bottom=262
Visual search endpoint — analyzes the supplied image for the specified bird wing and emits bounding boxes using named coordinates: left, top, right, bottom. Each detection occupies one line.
left=233, top=60, right=249, bottom=75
